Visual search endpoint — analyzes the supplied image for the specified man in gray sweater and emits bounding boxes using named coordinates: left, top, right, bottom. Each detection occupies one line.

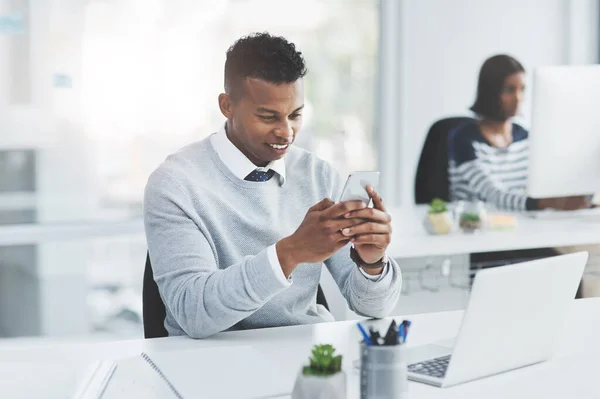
left=144, top=32, right=402, bottom=339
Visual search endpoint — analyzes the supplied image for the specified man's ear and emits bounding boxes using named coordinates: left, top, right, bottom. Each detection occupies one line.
left=218, top=93, right=233, bottom=119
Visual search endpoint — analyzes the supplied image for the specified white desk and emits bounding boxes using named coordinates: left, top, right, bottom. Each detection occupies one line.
left=1, top=298, right=599, bottom=398
left=0, top=206, right=597, bottom=254
left=388, top=206, right=600, bottom=259
left=0, top=206, right=597, bottom=257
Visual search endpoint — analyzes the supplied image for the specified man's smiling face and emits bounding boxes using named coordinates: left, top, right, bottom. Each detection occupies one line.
left=219, top=77, right=304, bottom=167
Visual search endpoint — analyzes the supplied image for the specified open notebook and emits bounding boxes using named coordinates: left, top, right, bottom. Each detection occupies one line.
left=140, top=345, right=292, bottom=399
left=0, top=359, right=116, bottom=399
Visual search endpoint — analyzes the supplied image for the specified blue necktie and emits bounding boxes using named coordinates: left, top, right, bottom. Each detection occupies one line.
left=245, top=169, right=275, bottom=182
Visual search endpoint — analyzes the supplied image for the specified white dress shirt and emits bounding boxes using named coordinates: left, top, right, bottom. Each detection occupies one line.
left=210, top=125, right=386, bottom=285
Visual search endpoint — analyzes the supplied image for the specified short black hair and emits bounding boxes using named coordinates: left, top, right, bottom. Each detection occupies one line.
left=470, top=54, right=525, bottom=121
left=224, top=32, right=307, bottom=100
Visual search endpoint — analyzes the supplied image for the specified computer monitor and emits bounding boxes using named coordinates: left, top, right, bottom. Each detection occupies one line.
left=527, top=64, right=600, bottom=198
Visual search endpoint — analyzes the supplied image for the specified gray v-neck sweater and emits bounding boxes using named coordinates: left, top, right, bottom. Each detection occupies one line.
left=143, top=135, right=402, bottom=338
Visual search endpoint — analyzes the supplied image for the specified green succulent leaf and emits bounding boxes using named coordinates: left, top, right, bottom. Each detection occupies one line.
left=302, top=344, right=343, bottom=377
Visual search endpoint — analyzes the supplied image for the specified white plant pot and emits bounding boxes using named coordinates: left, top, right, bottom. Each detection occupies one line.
left=291, top=369, right=346, bottom=399
left=423, top=211, right=453, bottom=235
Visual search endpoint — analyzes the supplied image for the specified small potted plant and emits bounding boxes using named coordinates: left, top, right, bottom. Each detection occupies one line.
left=423, top=198, right=453, bottom=235
left=291, top=344, right=346, bottom=399
left=459, top=212, right=482, bottom=232
left=459, top=201, right=486, bottom=233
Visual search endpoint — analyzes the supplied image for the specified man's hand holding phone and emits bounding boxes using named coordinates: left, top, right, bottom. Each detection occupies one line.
left=340, top=185, right=392, bottom=274
left=276, top=199, right=371, bottom=277
left=276, top=186, right=392, bottom=278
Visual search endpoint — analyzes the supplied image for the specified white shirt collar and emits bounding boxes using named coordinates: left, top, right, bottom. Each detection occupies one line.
left=210, top=124, right=286, bottom=183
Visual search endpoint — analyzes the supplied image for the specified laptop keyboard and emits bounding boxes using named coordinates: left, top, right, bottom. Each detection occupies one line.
left=408, top=355, right=452, bottom=379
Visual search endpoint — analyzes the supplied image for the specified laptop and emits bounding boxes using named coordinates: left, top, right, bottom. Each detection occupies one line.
left=406, top=251, right=588, bottom=388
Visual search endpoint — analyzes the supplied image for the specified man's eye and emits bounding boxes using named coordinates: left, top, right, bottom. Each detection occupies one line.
left=258, top=115, right=276, bottom=121
left=290, top=114, right=302, bottom=120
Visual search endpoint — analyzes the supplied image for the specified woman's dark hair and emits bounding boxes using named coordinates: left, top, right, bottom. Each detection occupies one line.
left=470, top=54, right=525, bottom=121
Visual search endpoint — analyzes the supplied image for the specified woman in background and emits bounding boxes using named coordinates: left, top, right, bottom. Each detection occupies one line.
left=450, top=54, right=596, bottom=298
left=448, top=54, right=589, bottom=211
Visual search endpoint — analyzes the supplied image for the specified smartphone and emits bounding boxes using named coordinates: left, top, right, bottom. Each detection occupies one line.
left=338, top=171, right=380, bottom=204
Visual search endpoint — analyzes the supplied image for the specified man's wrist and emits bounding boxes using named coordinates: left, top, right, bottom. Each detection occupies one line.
left=276, top=237, right=300, bottom=277
left=350, top=246, right=387, bottom=275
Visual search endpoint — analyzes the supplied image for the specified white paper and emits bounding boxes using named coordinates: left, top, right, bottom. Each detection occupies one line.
left=143, top=345, right=291, bottom=399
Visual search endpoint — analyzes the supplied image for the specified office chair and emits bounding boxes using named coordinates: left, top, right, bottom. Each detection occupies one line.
left=143, top=252, right=169, bottom=339
left=142, top=251, right=330, bottom=339
left=414, top=116, right=474, bottom=204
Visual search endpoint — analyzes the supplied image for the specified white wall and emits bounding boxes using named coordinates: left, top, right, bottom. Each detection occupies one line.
left=396, top=0, right=599, bottom=205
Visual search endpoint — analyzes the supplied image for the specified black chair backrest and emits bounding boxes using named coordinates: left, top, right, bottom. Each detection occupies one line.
left=316, top=283, right=329, bottom=311
left=142, top=252, right=330, bottom=339
left=414, top=117, right=474, bottom=204
left=143, top=252, right=168, bottom=339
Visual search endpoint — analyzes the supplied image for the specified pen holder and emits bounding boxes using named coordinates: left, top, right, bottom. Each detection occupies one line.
left=360, top=343, right=408, bottom=399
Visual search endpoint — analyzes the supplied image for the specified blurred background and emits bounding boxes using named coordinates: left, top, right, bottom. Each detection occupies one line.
left=0, top=0, right=597, bottom=340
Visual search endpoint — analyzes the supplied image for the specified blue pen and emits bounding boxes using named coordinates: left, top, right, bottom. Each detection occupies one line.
left=357, top=322, right=373, bottom=345
left=398, top=320, right=412, bottom=343
left=398, top=321, right=405, bottom=343
left=402, top=320, right=412, bottom=343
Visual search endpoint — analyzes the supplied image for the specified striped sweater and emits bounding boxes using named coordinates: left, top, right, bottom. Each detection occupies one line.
left=448, top=120, right=536, bottom=211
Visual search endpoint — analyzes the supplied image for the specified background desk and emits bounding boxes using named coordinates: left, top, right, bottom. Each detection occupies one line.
left=323, top=205, right=600, bottom=320
left=2, top=206, right=600, bottom=337
left=388, top=205, right=600, bottom=259
left=1, top=298, right=599, bottom=398
left=1, top=206, right=597, bottom=257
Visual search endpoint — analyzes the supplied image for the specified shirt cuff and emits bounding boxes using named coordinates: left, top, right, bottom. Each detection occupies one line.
left=267, top=244, right=292, bottom=287
left=526, top=197, right=538, bottom=211
left=358, top=262, right=389, bottom=282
